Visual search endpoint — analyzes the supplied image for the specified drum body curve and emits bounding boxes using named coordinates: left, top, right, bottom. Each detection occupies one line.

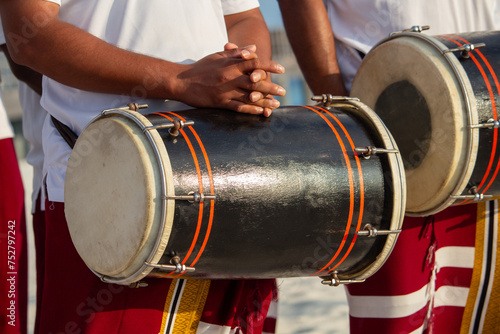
left=64, top=102, right=405, bottom=285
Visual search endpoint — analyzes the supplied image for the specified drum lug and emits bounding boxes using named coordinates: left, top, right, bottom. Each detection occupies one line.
left=444, top=42, right=486, bottom=59
left=102, top=103, right=149, bottom=114
left=128, top=281, right=149, bottom=288
left=356, top=224, right=401, bottom=237
left=143, top=119, right=195, bottom=135
left=311, top=94, right=360, bottom=107
left=146, top=256, right=196, bottom=274
left=165, top=191, right=216, bottom=203
left=354, top=146, right=399, bottom=159
left=320, top=272, right=366, bottom=287
left=389, top=25, right=430, bottom=37
left=450, top=186, right=493, bottom=201
left=469, top=118, right=500, bottom=129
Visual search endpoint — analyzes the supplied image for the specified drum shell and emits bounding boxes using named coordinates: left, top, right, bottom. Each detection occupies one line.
left=65, top=105, right=405, bottom=284
left=351, top=30, right=500, bottom=215
left=436, top=32, right=500, bottom=202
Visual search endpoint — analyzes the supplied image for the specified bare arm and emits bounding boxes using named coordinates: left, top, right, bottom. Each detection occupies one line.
left=0, top=0, right=285, bottom=114
left=0, top=44, right=42, bottom=95
left=225, top=8, right=272, bottom=64
left=278, top=0, right=347, bottom=96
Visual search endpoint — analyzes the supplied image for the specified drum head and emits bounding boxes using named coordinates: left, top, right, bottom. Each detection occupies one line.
left=65, top=114, right=172, bottom=282
left=351, top=35, right=475, bottom=215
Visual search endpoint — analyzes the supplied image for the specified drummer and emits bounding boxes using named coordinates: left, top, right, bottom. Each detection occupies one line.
left=279, top=0, right=500, bottom=333
left=0, top=1, right=285, bottom=333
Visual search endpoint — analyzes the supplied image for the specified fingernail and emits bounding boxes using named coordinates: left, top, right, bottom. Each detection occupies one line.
left=251, top=72, right=261, bottom=82
left=241, top=50, right=250, bottom=58
left=250, top=93, right=259, bottom=102
left=276, top=64, right=285, bottom=73
left=271, top=100, right=280, bottom=108
left=277, top=87, right=286, bottom=96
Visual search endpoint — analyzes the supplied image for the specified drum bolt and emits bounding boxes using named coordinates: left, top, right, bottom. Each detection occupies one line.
left=406, top=25, right=430, bottom=33
left=445, top=43, right=486, bottom=59
left=170, top=256, right=181, bottom=266
left=102, top=104, right=149, bottom=115
left=145, top=261, right=196, bottom=273
left=390, top=25, right=429, bottom=37
left=320, top=272, right=366, bottom=287
left=170, top=256, right=187, bottom=273
left=469, top=187, right=484, bottom=201
left=487, top=118, right=500, bottom=129
left=451, top=187, right=493, bottom=201
left=311, top=94, right=359, bottom=107
left=354, top=146, right=399, bottom=159
left=165, top=192, right=216, bottom=203
left=357, top=224, right=401, bottom=237
left=127, top=103, right=149, bottom=111
left=128, top=281, right=149, bottom=288
left=470, top=118, right=500, bottom=129
left=169, top=120, right=184, bottom=137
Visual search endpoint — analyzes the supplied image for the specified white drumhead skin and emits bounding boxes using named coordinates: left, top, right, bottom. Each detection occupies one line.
left=65, top=116, right=165, bottom=280
left=351, top=36, right=476, bottom=215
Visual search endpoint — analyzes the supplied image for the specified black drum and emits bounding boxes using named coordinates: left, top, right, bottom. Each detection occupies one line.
left=352, top=29, right=500, bottom=216
left=64, top=101, right=405, bottom=286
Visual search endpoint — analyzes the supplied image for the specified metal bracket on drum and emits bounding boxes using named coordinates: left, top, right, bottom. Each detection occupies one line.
left=143, top=120, right=195, bottom=137
left=389, top=25, right=430, bottom=37
left=102, top=103, right=149, bottom=114
left=450, top=186, right=493, bottom=202
left=444, top=43, right=486, bottom=59
left=320, top=272, right=366, bottom=287
left=469, top=118, right=500, bottom=129
left=146, top=256, right=196, bottom=274
left=354, top=146, right=399, bottom=159
left=357, top=224, right=401, bottom=238
left=99, top=275, right=149, bottom=288
left=164, top=191, right=216, bottom=203
left=311, top=94, right=360, bottom=107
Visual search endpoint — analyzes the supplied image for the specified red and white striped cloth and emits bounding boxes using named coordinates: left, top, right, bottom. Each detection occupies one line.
left=37, top=201, right=277, bottom=334
left=346, top=201, right=500, bottom=333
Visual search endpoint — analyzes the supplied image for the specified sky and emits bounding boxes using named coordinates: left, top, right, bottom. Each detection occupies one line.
left=258, top=1, right=285, bottom=29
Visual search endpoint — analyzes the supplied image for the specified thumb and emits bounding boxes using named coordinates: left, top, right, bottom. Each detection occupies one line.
left=222, top=45, right=258, bottom=60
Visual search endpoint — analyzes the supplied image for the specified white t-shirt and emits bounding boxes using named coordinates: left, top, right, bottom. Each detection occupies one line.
left=41, top=0, right=260, bottom=202
left=325, top=0, right=500, bottom=90
left=0, top=23, right=13, bottom=140
left=19, top=83, right=46, bottom=211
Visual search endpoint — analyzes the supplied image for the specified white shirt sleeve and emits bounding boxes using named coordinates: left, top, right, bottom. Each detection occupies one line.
left=221, top=0, right=259, bottom=15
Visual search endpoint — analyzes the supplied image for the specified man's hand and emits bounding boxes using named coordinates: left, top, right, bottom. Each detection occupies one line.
left=172, top=46, right=285, bottom=116
left=223, top=43, right=283, bottom=117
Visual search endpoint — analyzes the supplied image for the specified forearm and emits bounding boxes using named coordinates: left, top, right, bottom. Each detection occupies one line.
left=1, top=2, right=180, bottom=99
left=278, top=0, right=347, bottom=96
left=225, top=8, right=272, bottom=61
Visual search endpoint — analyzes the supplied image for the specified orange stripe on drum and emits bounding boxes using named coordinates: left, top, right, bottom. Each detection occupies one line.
left=451, top=35, right=500, bottom=194
left=313, top=106, right=365, bottom=274
left=165, top=112, right=216, bottom=268
left=153, top=112, right=205, bottom=278
left=442, top=35, right=500, bottom=203
left=301, top=106, right=357, bottom=276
